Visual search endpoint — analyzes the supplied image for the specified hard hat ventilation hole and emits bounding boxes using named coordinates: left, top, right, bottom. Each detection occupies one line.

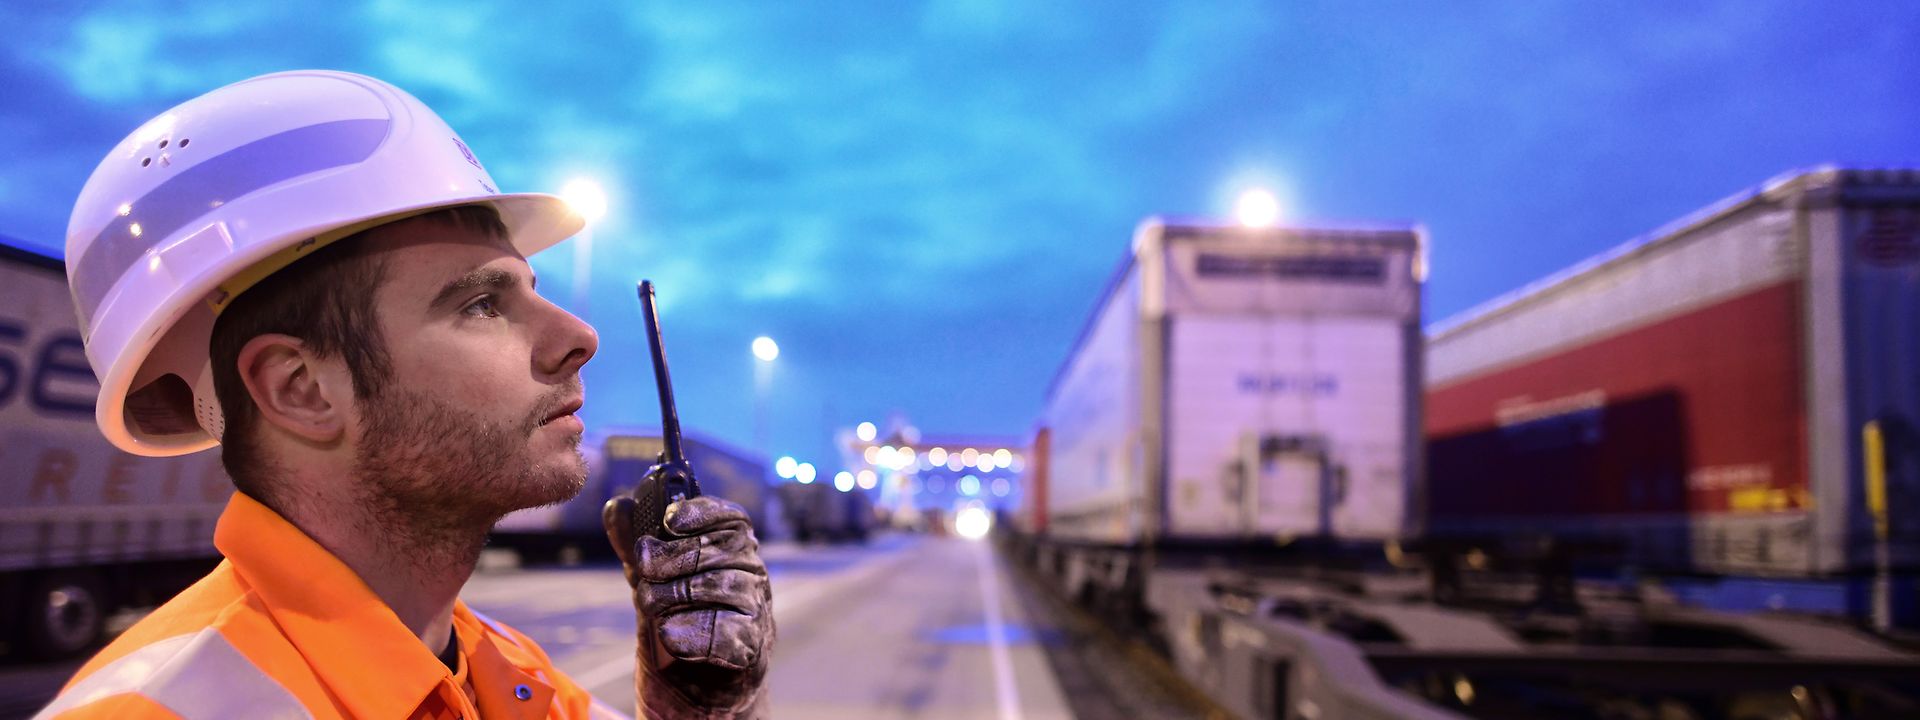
left=158, top=139, right=168, bottom=149
left=141, top=158, right=152, bottom=168
left=194, top=392, right=226, bottom=441
left=178, top=138, right=190, bottom=148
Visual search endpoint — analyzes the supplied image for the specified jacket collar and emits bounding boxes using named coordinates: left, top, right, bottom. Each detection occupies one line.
left=214, top=491, right=451, bottom=719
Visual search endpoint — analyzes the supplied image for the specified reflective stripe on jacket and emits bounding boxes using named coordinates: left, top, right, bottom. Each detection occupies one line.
left=35, top=492, right=630, bottom=719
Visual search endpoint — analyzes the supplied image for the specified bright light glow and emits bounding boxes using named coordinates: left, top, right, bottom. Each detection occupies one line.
left=751, top=336, right=779, bottom=362
left=960, top=448, right=979, bottom=467
left=795, top=463, right=816, bottom=484
left=959, top=474, right=980, bottom=496
left=833, top=472, right=855, bottom=492
left=928, top=447, right=948, bottom=465
left=876, top=446, right=898, bottom=468
left=994, top=448, right=1012, bottom=466
left=977, top=455, right=997, bottom=472
left=129, top=223, right=143, bottom=238
left=955, top=506, right=992, bottom=540
left=560, top=178, right=609, bottom=222
left=896, top=447, right=915, bottom=470
left=856, top=470, right=878, bottom=489
left=992, top=478, right=1012, bottom=497
left=856, top=422, right=877, bottom=442
left=775, top=456, right=797, bottom=479
left=797, top=469, right=815, bottom=485
left=946, top=455, right=964, bottom=472
left=1235, top=188, right=1280, bottom=228
left=863, top=446, right=881, bottom=464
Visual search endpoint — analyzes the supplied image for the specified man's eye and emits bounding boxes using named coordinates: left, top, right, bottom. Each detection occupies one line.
left=462, top=296, right=501, bottom=318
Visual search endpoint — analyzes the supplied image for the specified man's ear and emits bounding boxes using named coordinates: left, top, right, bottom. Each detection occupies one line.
left=235, top=334, right=346, bottom=444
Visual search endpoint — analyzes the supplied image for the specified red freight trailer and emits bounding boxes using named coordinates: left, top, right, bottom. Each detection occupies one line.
left=1426, top=167, right=1920, bottom=578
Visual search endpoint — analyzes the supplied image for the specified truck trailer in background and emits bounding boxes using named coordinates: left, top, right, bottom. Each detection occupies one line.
left=1427, top=167, right=1920, bottom=597
left=491, top=428, right=772, bottom=562
left=1019, top=216, right=1426, bottom=602
left=1, top=239, right=232, bottom=659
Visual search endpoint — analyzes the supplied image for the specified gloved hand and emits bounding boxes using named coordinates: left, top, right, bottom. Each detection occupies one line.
left=604, top=492, right=774, bottom=719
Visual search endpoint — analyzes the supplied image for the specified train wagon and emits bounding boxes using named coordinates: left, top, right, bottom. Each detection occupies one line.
left=1426, top=167, right=1920, bottom=581
left=1022, top=217, right=1425, bottom=605
left=490, top=428, right=771, bottom=562
left=1, top=238, right=232, bottom=658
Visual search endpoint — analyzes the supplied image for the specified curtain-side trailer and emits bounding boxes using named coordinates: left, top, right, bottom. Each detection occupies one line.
left=1427, top=167, right=1920, bottom=587
left=1, top=239, right=231, bottom=658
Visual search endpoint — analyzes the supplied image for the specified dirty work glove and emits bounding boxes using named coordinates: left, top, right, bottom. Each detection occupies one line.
left=604, top=492, right=773, bottom=719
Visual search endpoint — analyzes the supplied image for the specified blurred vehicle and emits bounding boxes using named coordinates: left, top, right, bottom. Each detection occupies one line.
left=775, top=481, right=873, bottom=544
left=1020, top=215, right=1425, bottom=596
left=491, top=428, right=771, bottom=563
left=1428, top=166, right=1919, bottom=618
left=1, top=238, right=232, bottom=659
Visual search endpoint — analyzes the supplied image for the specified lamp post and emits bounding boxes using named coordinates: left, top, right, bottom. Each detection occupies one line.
left=752, top=336, right=779, bottom=482
left=559, top=178, right=608, bottom=317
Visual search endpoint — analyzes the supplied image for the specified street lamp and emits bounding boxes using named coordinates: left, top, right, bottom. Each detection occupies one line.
left=1235, top=187, right=1280, bottom=228
left=559, top=178, right=608, bottom=316
left=753, top=336, right=778, bottom=484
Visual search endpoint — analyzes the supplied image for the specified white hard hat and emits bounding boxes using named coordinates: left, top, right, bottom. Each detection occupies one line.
left=66, top=70, right=585, bottom=457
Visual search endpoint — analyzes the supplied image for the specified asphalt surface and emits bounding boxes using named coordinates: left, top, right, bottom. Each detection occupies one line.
left=2, top=533, right=1099, bottom=719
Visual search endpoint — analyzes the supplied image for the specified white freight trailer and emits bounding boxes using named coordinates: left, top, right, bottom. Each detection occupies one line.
left=1032, top=218, right=1424, bottom=546
left=0, top=238, right=231, bottom=658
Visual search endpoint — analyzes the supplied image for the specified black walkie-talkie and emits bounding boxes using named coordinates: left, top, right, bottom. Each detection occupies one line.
left=629, top=280, right=702, bottom=539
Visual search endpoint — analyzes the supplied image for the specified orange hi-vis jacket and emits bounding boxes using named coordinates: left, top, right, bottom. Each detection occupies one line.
left=35, top=492, right=629, bottom=719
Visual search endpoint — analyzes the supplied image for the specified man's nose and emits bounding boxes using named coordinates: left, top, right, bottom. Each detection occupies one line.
left=536, top=301, right=598, bottom=378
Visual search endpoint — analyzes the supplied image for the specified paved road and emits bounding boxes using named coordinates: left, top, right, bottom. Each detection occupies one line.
left=1, top=534, right=1079, bottom=719
left=463, top=533, right=1073, bottom=719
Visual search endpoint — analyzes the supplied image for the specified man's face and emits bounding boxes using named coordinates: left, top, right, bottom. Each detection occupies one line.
left=347, top=216, right=598, bottom=526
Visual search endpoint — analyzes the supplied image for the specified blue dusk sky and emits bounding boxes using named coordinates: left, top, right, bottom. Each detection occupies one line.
left=2, top=2, right=1916, bottom=468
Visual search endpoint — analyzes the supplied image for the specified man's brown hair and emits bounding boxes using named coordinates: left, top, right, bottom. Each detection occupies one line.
left=208, top=205, right=508, bottom=502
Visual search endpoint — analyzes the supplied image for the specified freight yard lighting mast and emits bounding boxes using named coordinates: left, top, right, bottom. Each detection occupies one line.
left=559, top=178, right=608, bottom=316
left=752, top=336, right=779, bottom=483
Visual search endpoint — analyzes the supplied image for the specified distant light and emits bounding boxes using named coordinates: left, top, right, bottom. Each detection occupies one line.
left=960, top=448, right=979, bottom=467
left=856, top=422, right=877, bottom=442
left=959, top=474, right=980, bottom=496
left=876, top=446, right=898, bottom=468
left=992, top=478, right=1011, bottom=497
left=928, top=447, right=948, bottom=465
left=1010, top=455, right=1026, bottom=473
left=775, top=456, right=798, bottom=479
left=856, top=470, right=878, bottom=489
left=834, top=472, right=855, bottom=492
left=1235, top=188, right=1280, bottom=228
left=863, top=446, right=881, bottom=464
left=946, top=455, right=964, bottom=472
left=751, top=336, right=779, bottom=362
left=795, top=463, right=816, bottom=484
left=797, top=470, right=815, bottom=485
left=560, top=178, right=609, bottom=222
left=977, top=455, right=997, bottom=472
left=994, top=448, right=1012, bottom=466
left=896, top=447, right=915, bottom=470
left=955, top=506, right=992, bottom=540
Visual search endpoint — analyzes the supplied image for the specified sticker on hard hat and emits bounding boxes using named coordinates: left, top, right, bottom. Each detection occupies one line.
left=453, top=137, right=483, bottom=170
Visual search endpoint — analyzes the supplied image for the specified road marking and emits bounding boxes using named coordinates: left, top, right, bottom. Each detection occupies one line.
left=566, top=540, right=921, bottom=694
left=973, top=539, right=1024, bottom=720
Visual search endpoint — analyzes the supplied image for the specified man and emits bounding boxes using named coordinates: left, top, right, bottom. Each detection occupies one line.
left=39, top=71, right=772, bottom=718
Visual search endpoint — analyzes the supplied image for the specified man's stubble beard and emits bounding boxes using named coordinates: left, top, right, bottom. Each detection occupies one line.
left=351, top=382, right=588, bottom=556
